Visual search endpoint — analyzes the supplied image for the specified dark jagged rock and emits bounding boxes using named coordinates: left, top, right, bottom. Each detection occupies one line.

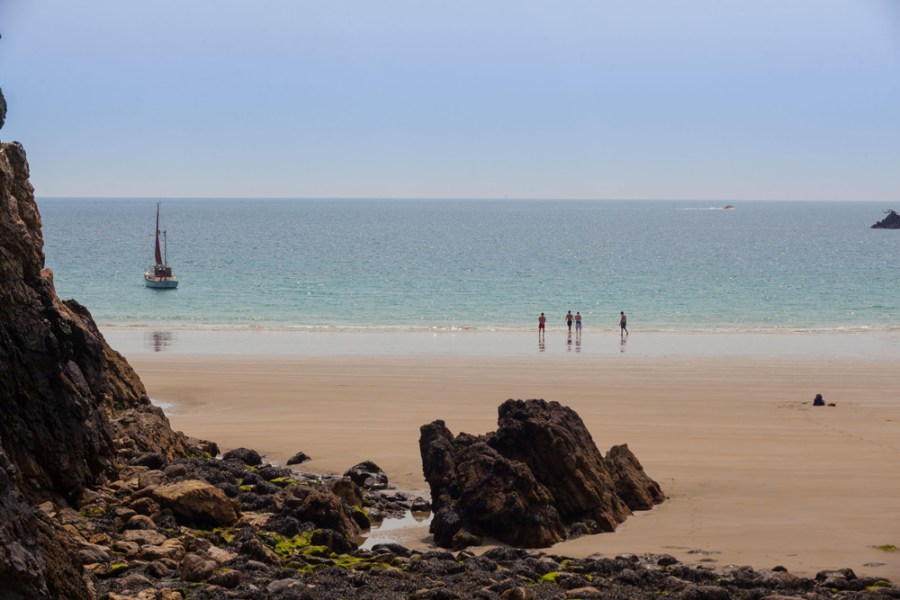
left=330, top=477, right=364, bottom=508
left=287, top=451, right=310, bottom=465
left=282, top=487, right=361, bottom=543
left=1, top=142, right=190, bottom=502
left=223, top=447, right=263, bottom=466
left=257, top=464, right=294, bottom=482
left=344, top=460, right=389, bottom=490
left=420, top=399, right=665, bottom=548
left=0, top=141, right=195, bottom=597
left=185, top=435, right=219, bottom=458
left=606, top=443, right=666, bottom=511
left=491, top=399, right=630, bottom=528
left=872, top=210, right=900, bottom=229
left=420, top=420, right=566, bottom=548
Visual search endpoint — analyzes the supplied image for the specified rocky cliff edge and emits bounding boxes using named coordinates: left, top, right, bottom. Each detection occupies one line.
left=0, top=141, right=192, bottom=598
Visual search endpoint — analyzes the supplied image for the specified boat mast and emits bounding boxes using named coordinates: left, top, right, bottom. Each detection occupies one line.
left=154, top=202, right=163, bottom=267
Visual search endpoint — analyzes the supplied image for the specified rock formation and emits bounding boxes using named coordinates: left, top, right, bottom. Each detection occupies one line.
left=0, top=87, right=6, bottom=131
left=871, top=209, right=900, bottom=229
left=344, top=460, right=389, bottom=490
left=0, top=141, right=194, bottom=597
left=420, top=422, right=566, bottom=548
left=420, top=399, right=665, bottom=549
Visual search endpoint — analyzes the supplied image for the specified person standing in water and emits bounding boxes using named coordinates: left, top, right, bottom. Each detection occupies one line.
left=566, top=311, right=574, bottom=334
left=620, top=311, right=628, bottom=336
left=538, top=312, right=546, bottom=339
left=575, top=311, right=582, bottom=337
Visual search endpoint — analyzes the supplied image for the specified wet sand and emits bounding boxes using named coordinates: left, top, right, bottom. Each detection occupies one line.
left=122, top=330, right=900, bottom=579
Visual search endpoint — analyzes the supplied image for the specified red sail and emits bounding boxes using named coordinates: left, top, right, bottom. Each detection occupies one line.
left=154, top=203, right=163, bottom=266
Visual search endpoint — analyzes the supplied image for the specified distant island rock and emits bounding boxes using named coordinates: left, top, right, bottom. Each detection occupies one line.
left=871, top=210, right=900, bottom=229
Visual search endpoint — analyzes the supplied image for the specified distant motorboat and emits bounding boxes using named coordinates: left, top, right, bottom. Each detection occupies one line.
left=144, top=202, right=178, bottom=289
left=723, top=204, right=735, bottom=210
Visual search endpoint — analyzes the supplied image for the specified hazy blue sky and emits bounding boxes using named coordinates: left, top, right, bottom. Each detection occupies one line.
left=2, top=1, right=899, bottom=200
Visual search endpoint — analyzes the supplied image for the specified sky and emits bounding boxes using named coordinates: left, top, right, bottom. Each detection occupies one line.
left=1, top=1, right=899, bottom=200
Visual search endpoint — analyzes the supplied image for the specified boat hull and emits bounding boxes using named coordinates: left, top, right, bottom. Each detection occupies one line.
left=144, top=272, right=178, bottom=289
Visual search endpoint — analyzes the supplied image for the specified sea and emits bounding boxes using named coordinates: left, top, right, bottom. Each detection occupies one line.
left=37, top=198, right=900, bottom=334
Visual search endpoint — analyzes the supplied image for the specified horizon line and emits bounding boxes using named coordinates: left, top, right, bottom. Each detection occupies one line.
left=34, top=195, right=897, bottom=203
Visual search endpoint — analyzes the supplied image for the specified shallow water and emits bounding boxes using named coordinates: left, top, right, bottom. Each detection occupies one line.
left=40, top=198, right=900, bottom=332
left=359, top=511, right=433, bottom=550
left=105, top=327, right=900, bottom=360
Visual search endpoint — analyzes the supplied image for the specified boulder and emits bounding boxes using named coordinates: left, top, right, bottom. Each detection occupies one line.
left=419, top=400, right=664, bottom=548
left=181, top=552, right=217, bottom=582
left=330, top=477, right=364, bottom=507
left=162, top=463, right=188, bottom=478
left=344, top=460, right=389, bottom=489
left=311, top=528, right=358, bottom=554
left=286, top=451, right=310, bottom=465
left=223, top=447, right=262, bottom=466
left=208, top=568, right=243, bottom=589
left=429, top=507, right=464, bottom=548
left=281, top=487, right=361, bottom=543
left=128, top=452, right=166, bottom=469
left=257, top=465, right=293, bottom=482
left=151, top=479, right=239, bottom=528
left=185, top=436, right=219, bottom=458
left=411, top=496, right=431, bottom=512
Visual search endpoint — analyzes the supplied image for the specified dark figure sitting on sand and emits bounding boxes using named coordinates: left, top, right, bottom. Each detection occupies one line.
left=813, top=393, right=825, bottom=406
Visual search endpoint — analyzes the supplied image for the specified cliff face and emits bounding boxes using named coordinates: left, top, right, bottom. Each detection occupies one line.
left=0, top=141, right=191, bottom=597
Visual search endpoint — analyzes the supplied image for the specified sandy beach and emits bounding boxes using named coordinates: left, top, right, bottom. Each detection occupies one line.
left=122, top=330, right=900, bottom=579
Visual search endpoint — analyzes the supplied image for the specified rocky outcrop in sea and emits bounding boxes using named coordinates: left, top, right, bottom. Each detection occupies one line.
left=1, top=141, right=896, bottom=599
left=871, top=210, right=900, bottom=229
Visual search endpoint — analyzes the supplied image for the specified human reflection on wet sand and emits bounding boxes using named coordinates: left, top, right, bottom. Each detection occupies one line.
left=146, top=331, right=175, bottom=352
left=575, top=336, right=582, bottom=352
left=538, top=337, right=546, bottom=352
left=620, top=333, right=628, bottom=354
left=567, top=332, right=573, bottom=351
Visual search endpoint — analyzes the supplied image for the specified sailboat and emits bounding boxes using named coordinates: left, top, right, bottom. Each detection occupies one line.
left=144, top=202, right=178, bottom=289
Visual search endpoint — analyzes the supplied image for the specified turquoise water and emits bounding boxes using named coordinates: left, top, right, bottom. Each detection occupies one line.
left=38, top=198, right=900, bottom=332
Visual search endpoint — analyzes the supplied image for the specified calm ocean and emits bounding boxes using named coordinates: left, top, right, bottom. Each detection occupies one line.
left=38, top=198, right=900, bottom=333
